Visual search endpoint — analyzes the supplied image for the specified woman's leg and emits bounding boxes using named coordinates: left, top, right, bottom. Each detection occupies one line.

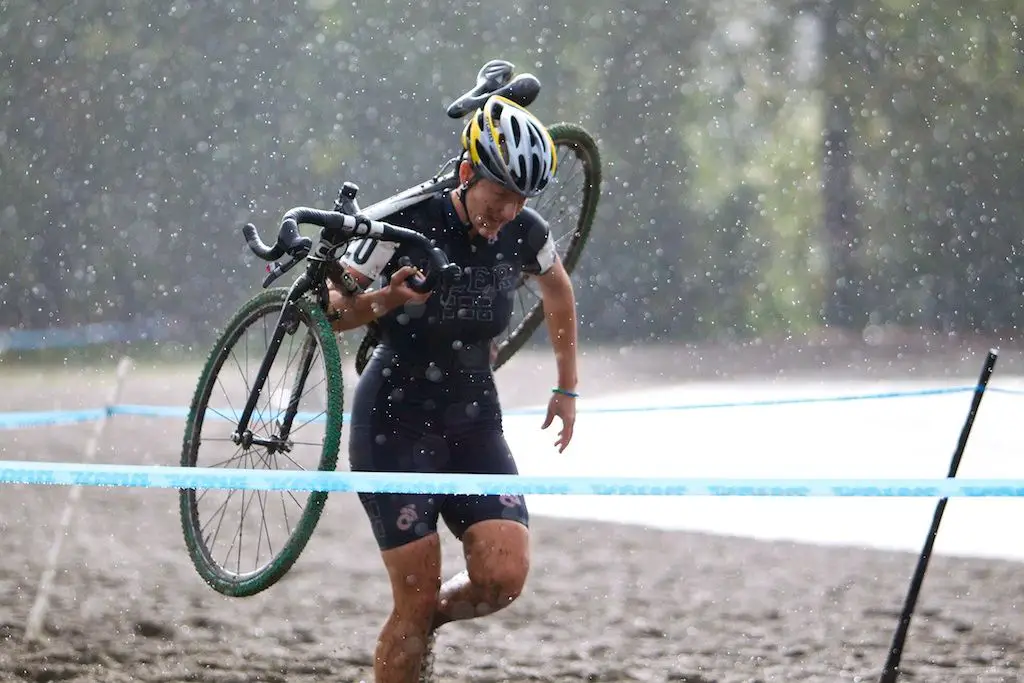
left=434, top=426, right=531, bottom=628
left=434, top=519, right=530, bottom=628
left=374, top=532, right=443, bottom=683
left=348, top=351, right=452, bottom=682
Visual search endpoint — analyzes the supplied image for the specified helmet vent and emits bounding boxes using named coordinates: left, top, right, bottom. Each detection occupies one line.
left=509, top=116, right=522, bottom=146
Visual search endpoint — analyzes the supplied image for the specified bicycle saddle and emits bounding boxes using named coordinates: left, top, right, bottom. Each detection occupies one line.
left=446, top=59, right=542, bottom=119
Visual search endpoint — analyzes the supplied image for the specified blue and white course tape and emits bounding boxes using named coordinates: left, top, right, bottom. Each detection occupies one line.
left=2, top=460, right=1024, bottom=497
left=4, top=384, right=1016, bottom=431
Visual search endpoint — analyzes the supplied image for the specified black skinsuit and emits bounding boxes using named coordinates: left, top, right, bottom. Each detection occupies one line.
left=341, top=191, right=555, bottom=550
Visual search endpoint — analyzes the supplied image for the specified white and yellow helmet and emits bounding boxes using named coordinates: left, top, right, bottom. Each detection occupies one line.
left=460, top=96, right=557, bottom=198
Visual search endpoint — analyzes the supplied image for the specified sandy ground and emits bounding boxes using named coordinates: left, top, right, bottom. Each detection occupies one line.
left=1, top=339, right=1023, bottom=682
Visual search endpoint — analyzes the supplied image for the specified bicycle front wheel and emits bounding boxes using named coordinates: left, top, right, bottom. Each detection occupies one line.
left=179, top=288, right=344, bottom=597
left=492, top=122, right=601, bottom=370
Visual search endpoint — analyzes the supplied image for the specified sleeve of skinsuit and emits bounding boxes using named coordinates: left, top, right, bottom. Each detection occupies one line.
left=518, top=207, right=558, bottom=275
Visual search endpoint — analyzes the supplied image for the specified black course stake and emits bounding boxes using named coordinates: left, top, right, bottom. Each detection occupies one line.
left=878, top=348, right=999, bottom=683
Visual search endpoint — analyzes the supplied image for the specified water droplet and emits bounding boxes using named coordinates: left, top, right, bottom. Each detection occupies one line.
left=382, top=367, right=392, bottom=378
left=465, top=402, right=480, bottom=418
left=396, top=313, right=410, bottom=325
left=451, top=340, right=464, bottom=350
left=425, top=365, right=443, bottom=382
left=375, top=434, right=388, bottom=445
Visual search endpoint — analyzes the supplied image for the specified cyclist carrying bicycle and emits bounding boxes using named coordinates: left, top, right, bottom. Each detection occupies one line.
left=326, top=95, right=580, bottom=683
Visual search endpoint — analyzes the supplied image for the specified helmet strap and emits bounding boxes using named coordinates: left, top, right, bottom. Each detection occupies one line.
left=456, top=173, right=482, bottom=229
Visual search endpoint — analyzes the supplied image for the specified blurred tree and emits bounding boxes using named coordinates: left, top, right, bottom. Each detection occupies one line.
left=819, top=0, right=864, bottom=331
left=2, top=0, right=1024, bottom=348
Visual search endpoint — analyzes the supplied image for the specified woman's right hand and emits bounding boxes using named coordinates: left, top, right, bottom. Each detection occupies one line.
left=384, top=265, right=433, bottom=308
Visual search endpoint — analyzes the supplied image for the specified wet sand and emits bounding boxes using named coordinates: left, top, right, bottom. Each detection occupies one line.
left=1, top=341, right=1022, bottom=682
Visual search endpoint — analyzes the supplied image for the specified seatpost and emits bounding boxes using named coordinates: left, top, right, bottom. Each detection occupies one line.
left=334, top=182, right=361, bottom=214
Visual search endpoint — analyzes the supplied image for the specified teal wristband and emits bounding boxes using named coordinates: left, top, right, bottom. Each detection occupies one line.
left=552, top=387, right=579, bottom=398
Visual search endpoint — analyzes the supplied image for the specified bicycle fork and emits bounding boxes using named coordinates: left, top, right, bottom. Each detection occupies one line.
left=231, top=293, right=318, bottom=453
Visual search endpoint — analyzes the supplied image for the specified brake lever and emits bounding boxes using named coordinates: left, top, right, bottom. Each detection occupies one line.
left=262, top=254, right=302, bottom=288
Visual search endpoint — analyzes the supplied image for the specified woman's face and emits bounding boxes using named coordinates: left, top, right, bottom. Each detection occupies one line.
left=465, top=176, right=527, bottom=240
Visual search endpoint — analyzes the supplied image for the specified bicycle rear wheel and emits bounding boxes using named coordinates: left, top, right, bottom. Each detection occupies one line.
left=492, top=122, right=601, bottom=370
left=179, top=288, right=343, bottom=597
left=354, top=122, right=601, bottom=375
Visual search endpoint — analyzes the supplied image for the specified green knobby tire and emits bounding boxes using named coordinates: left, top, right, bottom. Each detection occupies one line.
left=354, top=121, right=601, bottom=376
left=180, top=287, right=343, bottom=597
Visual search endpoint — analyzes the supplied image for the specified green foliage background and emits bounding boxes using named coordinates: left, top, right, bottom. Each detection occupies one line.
left=3, top=1, right=1022, bottom=348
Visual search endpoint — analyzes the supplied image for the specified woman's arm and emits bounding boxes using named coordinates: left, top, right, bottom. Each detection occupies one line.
left=533, top=257, right=579, bottom=452
left=534, top=259, right=579, bottom=393
left=327, top=265, right=428, bottom=332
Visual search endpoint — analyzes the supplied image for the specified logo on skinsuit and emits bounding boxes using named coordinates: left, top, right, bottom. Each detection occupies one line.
left=498, top=494, right=522, bottom=508
left=396, top=504, right=419, bottom=531
left=439, top=263, right=518, bottom=322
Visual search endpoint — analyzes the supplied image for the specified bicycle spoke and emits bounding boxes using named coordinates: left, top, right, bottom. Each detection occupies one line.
left=203, top=406, right=242, bottom=426
left=288, top=409, right=328, bottom=440
left=286, top=437, right=328, bottom=449
left=200, top=488, right=238, bottom=557
left=272, top=452, right=308, bottom=511
left=278, top=485, right=296, bottom=539
left=253, top=488, right=276, bottom=571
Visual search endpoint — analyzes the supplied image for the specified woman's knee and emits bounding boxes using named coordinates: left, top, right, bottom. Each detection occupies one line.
left=474, top=562, right=528, bottom=605
left=464, top=521, right=530, bottom=603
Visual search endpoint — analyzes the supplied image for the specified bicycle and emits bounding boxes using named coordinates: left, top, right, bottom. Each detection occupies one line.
left=179, top=59, right=602, bottom=597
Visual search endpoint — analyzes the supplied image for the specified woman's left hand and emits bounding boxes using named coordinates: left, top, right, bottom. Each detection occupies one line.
left=541, top=392, right=576, bottom=453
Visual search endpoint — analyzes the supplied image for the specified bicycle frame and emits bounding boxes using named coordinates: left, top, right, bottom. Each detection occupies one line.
left=229, top=164, right=461, bottom=449
left=359, top=165, right=459, bottom=220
